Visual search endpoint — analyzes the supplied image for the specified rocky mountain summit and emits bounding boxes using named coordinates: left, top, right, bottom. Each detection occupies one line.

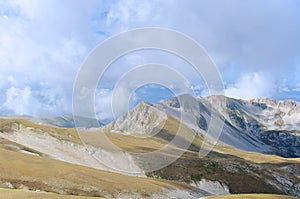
left=107, top=94, right=300, bottom=158
left=100, top=95, right=300, bottom=197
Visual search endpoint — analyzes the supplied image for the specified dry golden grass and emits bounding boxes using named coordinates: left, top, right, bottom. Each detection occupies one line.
left=214, top=145, right=300, bottom=164
left=0, top=188, right=104, bottom=199
left=1, top=118, right=300, bottom=198
left=0, top=118, right=81, bottom=144
left=0, top=147, right=191, bottom=197
left=79, top=115, right=201, bottom=156
left=148, top=116, right=300, bottom=164
left=2, top=117, right=299, bottom=164
left=0, top=118, right=201, bottom=197
left=79, top=130, right=167, bottom=153
left=0, top=118, right=185, bottom=154
left=204, top=194, right=299, bottom=199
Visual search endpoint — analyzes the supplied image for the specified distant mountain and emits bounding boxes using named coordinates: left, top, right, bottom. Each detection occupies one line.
left=105, top=94, right=300, bottom=158
left=205, top=96, right=300, bottom=131
left=18, top=115, right=104, bottom=129
left=1, top=110, right=299, bottom=197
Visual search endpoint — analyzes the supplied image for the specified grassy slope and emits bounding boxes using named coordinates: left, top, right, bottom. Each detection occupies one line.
left=214, top=145, right=300, bottom=164
left=131, top=117, right=299, bottom=195
left=1, top=118, right=299, bottom=197
left=0, top=118, right=81, bottom=144
left=0, top=188, right=103, bottom=199
left=0, top=147, right=191, bottom=197
left=203, top=194, right=299, bottom=199
left=2, top=118, right=299, bottom=165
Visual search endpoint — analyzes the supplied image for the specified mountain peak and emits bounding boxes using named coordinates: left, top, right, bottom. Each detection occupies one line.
left=105, top=101, right=167, bottom=135
left=136, top=101, right=153, bottom=108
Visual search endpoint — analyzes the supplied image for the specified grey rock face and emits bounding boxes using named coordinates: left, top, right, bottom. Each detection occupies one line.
left=105, top=102, right=167, bottom=136
left=103, top=94, right=300, bottom=158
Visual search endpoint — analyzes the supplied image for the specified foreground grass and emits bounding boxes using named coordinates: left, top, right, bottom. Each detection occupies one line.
left=204, top=194, right=299, bottom=199
left=0, top=188, right=104, bottom=199
left=0, top=147, right=190, bottom=197
left=1, top=118, right=299, bottom=197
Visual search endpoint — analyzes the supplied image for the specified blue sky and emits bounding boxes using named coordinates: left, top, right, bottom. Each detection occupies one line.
left=0, top=0, right=300, bottom=120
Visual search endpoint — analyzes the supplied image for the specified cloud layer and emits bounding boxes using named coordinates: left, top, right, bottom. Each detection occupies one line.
left=0, top=0, right=300, bottom=119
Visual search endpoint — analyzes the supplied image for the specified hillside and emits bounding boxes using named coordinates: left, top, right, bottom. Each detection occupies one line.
left=0, top=116, right=299, bottom=198
left=1, top=95, right=300, bottom=198
left=153, top=95, right=300, bottom=157
left=102, top=97, right=300, bottom=197
left=0, top=189, right=104, bottom=199
left=18, top=115, right=104, bottom=129
left=202, top=194, right=299, bottom=199
left=0, top=135, right=206, bottom=198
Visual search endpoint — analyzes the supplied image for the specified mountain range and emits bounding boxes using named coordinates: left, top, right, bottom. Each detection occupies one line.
left=0, top=95, right=299, bottom=198
left=107, top=94, right=300, bottom=158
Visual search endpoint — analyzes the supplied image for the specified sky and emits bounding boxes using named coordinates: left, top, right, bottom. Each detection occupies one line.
left=0, top=0, right=300, bottom=121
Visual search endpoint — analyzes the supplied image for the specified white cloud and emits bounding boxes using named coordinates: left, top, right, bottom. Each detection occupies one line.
left=0, top=85, right=70, bottom=116
left=3, top=86, right=32, bottom=115
left=0, top=0, right=108, bottom=116
left=291, top=82, right=300, bottom=92
left=106, top=0, right=155, bottom=32
left=280, top=87, right=290, bottom=92
left=224, top=73, right=275, bottom=100
left=95, top=89, right=114, bottom=121
left=292, top=88, right=300, bottom=92
left=1, top=0, right=300, bottom=117
left=279, top=82, right=300, bottom=93
left=7, top=75, right=14, bottom=83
